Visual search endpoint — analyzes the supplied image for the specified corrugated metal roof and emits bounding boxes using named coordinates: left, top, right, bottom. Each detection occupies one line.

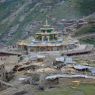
left=56, top=56, right=75, bottom=64
left=74, top=65, right=91, bottom=70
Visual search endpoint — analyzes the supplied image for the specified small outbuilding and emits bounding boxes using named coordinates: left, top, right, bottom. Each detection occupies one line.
left=54, top=56, right=75, bottom=66
left=37, top=55, right=45, bottom=62
left=73, top=65, right=90, bottom=71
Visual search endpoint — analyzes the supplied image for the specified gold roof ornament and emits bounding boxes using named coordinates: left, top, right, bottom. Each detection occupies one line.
left=43, top=17, right=50, bottom=27
left=46, top=18, right=48, bottom=26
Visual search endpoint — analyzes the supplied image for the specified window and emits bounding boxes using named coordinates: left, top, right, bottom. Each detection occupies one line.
left=41, top=30, right=45, bottom=33
left=47, top=29, right=53, bottom=33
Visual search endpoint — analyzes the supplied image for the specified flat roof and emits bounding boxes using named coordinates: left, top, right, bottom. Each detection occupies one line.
left=45, top=74, right=95, bottom=80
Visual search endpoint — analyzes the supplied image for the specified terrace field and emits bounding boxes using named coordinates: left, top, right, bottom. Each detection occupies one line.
left=37, top=84, right=95, bottom=95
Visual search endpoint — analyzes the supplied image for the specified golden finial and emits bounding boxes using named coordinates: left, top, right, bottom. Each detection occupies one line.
left=44, top=16, right=49, bottom=27
left=45, top=18, right=48, bottom=26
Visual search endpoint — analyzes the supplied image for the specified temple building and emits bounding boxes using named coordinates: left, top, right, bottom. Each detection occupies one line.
left=17, top=19, right=92, bottom=55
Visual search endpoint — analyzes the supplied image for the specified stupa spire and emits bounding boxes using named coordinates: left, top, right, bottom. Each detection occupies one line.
left=44, top=16, right=49, bottom=27
left=45, top=18, right=48, bottom=26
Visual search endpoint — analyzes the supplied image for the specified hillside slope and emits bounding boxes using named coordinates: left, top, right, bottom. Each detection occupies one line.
left=0, top=0, right=95, bottom=45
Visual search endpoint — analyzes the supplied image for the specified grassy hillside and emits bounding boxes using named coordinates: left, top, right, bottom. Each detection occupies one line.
left=36, top=84, right=95, bottom=95
left=0, top=0, right=95, bottom=45
left=74, top=23, right=95, bottom=45
left=0, top=0, right=25, bottom=21
left=72, top=0, right=95, bottom=16
left=80, top=37, right=95, bottom=45
left=48, top=0, right=81, bottom=19
left=74, top=24, right=95, bottom=36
